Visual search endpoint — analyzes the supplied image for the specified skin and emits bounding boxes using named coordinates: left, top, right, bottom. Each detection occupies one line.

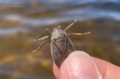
left=53, top=51, right=120, bottom=79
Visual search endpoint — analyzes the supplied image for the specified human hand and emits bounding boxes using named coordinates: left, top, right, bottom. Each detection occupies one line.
left=53, top=51, right=120, bottom=79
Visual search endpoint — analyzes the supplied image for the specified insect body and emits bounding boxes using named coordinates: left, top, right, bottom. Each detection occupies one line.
left=32, top=20, right=90, bottom=68
left=51, top=28, right=74, bottom=67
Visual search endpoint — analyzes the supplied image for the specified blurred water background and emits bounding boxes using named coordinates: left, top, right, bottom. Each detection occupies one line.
left=0, top=0, right=120, bottom=79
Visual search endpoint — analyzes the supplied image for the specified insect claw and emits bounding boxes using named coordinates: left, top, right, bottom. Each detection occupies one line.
left=33, top=39, right=37, bottom=42
left=32, top=50, right=36, bottom=53
left=88, top=32, right=91, bottom=34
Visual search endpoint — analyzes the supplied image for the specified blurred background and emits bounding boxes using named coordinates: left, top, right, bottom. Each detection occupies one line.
left=0, top=0, right=120, bottom=79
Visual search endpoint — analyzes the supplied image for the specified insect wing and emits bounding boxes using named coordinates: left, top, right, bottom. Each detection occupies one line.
left=51, top=35, right=74, bottom=67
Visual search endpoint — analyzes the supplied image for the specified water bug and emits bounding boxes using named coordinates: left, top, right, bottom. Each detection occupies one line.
left=32, top=19, right=90, bottom=67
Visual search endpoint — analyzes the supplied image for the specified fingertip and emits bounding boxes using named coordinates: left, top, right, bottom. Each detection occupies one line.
left=53, top=63, right=59, bottom=78
left=53, top=51, right=120, bottom=79
left=58, top=51, right=104, bottom=79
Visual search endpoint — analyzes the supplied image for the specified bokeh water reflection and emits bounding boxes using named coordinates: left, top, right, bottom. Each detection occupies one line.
left=0, top=0, right=120, bottom=79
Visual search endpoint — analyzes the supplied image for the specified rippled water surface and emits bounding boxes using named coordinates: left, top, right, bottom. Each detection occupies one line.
left=0, top=0, right=120, bottom=79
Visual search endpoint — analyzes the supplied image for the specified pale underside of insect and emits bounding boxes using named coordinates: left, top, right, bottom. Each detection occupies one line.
left=32, top=19, right=90, bottom=68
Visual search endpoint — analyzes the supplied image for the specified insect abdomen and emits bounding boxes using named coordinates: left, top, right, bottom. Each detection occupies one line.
left=51, top=36, right=74, bottom=67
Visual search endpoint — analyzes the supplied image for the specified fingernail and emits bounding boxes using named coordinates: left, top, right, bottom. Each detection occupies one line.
left=59, top=51, right=103, bottom=79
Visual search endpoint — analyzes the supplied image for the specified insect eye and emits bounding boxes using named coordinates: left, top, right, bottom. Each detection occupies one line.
left=52, top=29, right=54, bottom=32
left=54, top=39, right=56, bottom=41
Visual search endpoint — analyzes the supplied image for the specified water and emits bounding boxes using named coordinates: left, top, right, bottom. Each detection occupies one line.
left=0, top=0, right=120, bottom=79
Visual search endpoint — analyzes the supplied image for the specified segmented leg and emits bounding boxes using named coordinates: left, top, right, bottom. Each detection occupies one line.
left=33, top=35, right=49, bottom=42
left=46, top=28, right=52, bottom=35
left=64, top=19, right=77, bottom=32
left=68, top=32, right=90, bottom=36
left=32, top=40, right=50, bottom=53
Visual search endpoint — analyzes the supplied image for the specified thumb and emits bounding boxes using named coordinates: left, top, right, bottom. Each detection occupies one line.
left=58, top=51, right=104, bottom=79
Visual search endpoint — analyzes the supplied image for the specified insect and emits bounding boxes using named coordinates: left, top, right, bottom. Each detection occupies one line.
left=32, top=19, right=90, bottom=68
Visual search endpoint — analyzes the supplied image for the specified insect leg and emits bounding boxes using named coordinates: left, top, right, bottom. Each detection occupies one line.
left=33, top=35, right=49, bottom=42
left=68, top=32, right=90, bottom=36
left=32, top=40, right=50, bottom=53
left=46, top=28, right=52, bottom=35
left=64, top=19, right=77, bottom=32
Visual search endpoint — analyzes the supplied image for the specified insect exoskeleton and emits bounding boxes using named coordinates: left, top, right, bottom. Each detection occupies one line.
left=32, top=19, right=90, bottom=68
left=51, top=28, right=75, bottom=67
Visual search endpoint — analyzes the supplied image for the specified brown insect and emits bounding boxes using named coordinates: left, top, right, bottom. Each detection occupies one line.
left=32, top=19, right=90, bottom=68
